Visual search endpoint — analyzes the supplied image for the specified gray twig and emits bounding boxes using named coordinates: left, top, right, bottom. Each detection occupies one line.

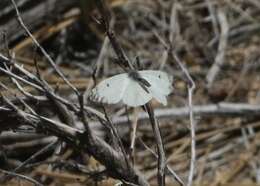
left=172, top=53, right=196, bottom=186
left=105, top=103, right=260, bottom=126
left=10, top=0, right=79, bottom=95
left=95, top=0, right=166, bottom=185
left=206, top=8, right=229, bottom=88
left=0, top=168, right=44, bottom=186
left=145, top=104, right=166, bottom=186
left=140, top=139, right=185, bottom=186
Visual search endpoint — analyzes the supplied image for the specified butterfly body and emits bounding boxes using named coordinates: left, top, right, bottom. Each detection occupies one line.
left=89, top=70, right=173, bottom=107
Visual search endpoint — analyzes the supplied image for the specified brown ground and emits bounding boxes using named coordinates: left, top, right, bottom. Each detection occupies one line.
left=0, top=0, right=260, bottom=186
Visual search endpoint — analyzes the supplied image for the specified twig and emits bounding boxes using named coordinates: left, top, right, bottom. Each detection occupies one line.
left=0, top=141, right=58, bottom=182
left=94, top=36, right=110, bottom=76
left=241, top=128, right=259, bottom=181
left=103, top=107, right=131, bottom=169
left=206, top=8, right=229, bottom=88
left=95, top=1, right=166, bottom=185
left=0, top=168, right=44, bottom=186
left=169, top=2, right=180, bottom=44
left=0, top=53, right=106, bottom=120
left=145, top=104, right=166, bottom=186
left=140, top=139, right=185, bottom=186
left=206, top=0, right=219, bottom=38
left=1, top=98, right=149, bottom=186
left=95, top=0, right=134, bottom=70
left=130, top=108, right=140, bottom=163
left=10, top=0, right=79, bottom=95
left=88, top=103, right=260, bottom=126
left=172, top=53, right=196, bottom=186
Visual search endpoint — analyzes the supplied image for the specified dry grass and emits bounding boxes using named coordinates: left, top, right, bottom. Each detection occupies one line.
left=1, top=0, right=260, bottom=185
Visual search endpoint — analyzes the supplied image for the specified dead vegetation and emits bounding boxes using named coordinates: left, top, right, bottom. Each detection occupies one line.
left=0, top=0, right=260, bottom=186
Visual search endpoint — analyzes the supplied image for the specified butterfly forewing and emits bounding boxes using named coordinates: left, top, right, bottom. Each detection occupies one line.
left=90, top=74, right=129, bottom=104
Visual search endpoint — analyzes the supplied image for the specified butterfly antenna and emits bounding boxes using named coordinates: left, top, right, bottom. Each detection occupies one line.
left=91, top=66, right=98, bottom=86
left=135, top=56, right=143, bottom=70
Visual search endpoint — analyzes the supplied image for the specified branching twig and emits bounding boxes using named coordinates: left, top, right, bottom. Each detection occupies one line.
left=0, top=169, right=44, bottom=186
left=145, top=104, right=166, bottom=186
left=206, top=8, right=229, bottom=88
left=0, top=53, right=106, bottom=120
left=94, top=1, right=167, bottom=185
left=172, top=53, right=196, bottom=186
left=10, top=0, right=79, bottom=95
left=106, top=102, right=260, bottom=125
left=95, top=0, right=134, bottom=70
left=139, top=139, right=185, bottom=186
left=0, top=141, right=57, bottom=181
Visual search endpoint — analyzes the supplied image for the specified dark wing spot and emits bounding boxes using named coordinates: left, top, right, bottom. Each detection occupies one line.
left=106, top=83, right=110, bottom=87
left=158, top=75, right=161, bottom=78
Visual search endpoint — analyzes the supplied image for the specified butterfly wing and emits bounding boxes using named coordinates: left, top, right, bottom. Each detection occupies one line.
left=90, top=73, right=129, bottom=104
left=90, top=70, right=173, bottom=107
left=122, top=79, right=152, bottom=107
left=139, top=70, right=173, bottom=105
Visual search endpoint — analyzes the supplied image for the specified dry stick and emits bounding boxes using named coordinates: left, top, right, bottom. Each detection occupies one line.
left=95, top=0, right=134, bottom=70
left=8, top=141, right=57, bottom=178
left=0, top=95, right=57, bottom=181
left=25, top=160, right=89, bottom=174
left=4, top=60, right=42, bottom=116
left=168, top=2, right=180, bottom=45
left=95, top=36, right=110, bottom=77
left=108, top=12, right=163, bottom=186
left=140, top=139, right=185, bottom=186
left=225, top=55, right=258, bottom=101
left=0, top=53, right=9, bottom=61
left=145, top=104, right=166, bottom=186
left=0, top=53, right=105, bottom=120
left=241, top=128, right=259, bottom=181
left=206, top=8, right=229, bottom=88
left=95, top=1, right=166, bottom=185
left=13, top=77, right=76, bottom=178
left=33, top=59, right=76, bottom=127
left=102, top=107, right=131, bottom=170
left=10, top=0, right=79, bottom=96
left=91, top=13, right=133, bottom=171
left=206, top=0, right=219, bottom=38
left=78, top=97, right=149, bottom=186
left=0, top=169, right=44, bottom=186
left=172, top=54, right=196, bottom=186
left=0, top=50, right=102, bottom=127
left=107, top=103, right=260, bottom=125
left=1, top=65, right=148, bottom=184
left=3, top=99, right=149, bottom=186
left=0, top=64, right=43, bottom=91
left=130, top=108, right=139, bottom=163
left=227, top=1, right=256, bottom=23
left=164, top=4, right=195, bottom=183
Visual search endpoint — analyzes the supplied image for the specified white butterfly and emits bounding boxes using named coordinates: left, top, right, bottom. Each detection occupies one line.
left=89, top=70, right=173, bottom=107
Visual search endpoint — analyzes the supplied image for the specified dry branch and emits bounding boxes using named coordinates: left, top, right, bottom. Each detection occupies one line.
left=105, top=103, right=260, bottom=125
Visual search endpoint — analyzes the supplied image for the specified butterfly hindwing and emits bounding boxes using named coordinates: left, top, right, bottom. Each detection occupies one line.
left=139, top=70, right=173, bottom=105
left=122, top=79, right=152, bottom=107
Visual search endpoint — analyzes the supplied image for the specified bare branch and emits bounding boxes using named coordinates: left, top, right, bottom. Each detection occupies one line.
left=95, top=1, right=166, bottom=185
left=0, top=169, right=44, bottom=186
left=10, top=0, right=79, bottom=95
left=206, top=8, right=229, bottom=88
left=105, top=103, right=260, bottom=125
